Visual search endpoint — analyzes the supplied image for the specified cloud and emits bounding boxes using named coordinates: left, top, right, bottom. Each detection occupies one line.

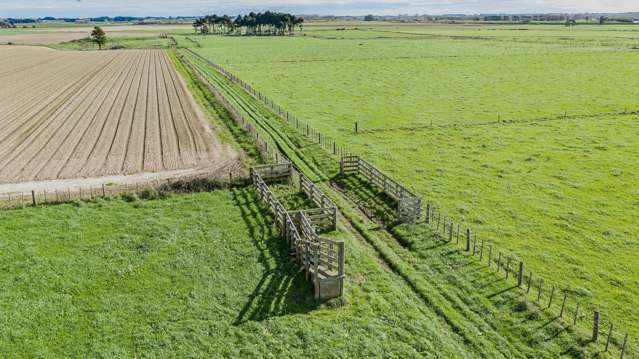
left=0, top=0, right=637, bottom=17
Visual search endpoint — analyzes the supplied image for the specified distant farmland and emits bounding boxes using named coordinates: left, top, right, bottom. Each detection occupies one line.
left=0, top=46, right=232, bottom=183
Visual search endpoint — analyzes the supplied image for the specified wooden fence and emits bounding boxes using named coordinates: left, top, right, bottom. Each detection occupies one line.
left=340, top=155, right=422, bottom=223
left=251, top=163, right=344, bottom=299
left=0, top=167, right=246, bottom=210
left=182, top=49, right=352, bottom=158
left=424, top=204, right=632, bottom=358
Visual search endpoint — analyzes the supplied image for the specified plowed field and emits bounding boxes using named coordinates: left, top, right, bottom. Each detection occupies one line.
left=0, top=46, right=232, bottom=183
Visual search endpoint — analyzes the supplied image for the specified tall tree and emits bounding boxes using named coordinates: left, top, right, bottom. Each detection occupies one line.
left=90, top=26, right=107, bottom=50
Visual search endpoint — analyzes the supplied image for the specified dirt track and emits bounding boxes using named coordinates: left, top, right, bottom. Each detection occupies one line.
left=0, top=46, right=237, bottom=184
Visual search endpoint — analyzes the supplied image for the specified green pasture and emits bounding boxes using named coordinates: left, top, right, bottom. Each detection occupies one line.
left=0, top=189, right=483, bottom=357
left=50, top=36, right=176, bottom=50
left=187, top=23, right=639, bottom=340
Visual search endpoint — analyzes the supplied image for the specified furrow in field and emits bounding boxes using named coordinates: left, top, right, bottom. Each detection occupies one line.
left=0, top=55, right=95, bottom=124
left=122, top=50, right=151, bottom=174
left=0, top=53, right=71, bottom=99
left=101, top=51, right=147, bottom=175
left=2, top=54, right=128, bottom=182
left=38, top=52, right=139, bottom=180
left=143, top=49, right=163, bottom=172
left=79, top=52, right=142, bottom=178
left=0, top=54, right=119, bottom=173
left=62, top=52, right=144, bottom=179
left=169, top=53, right=217, bottom=163
left=155, top=50, right=182, bottom=170
left=160, top=50, right=198, bottom=167
left=0, top=53, right=118, bottom=150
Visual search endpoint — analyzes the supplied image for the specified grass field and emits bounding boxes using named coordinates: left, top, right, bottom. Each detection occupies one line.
left=0, top=189, right=493, bottom=357
left=187, top=23, right=639, bottom=340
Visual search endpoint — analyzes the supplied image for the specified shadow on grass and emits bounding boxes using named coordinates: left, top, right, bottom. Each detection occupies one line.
left=231, top=187, right=317, bottom=325
left=332, top=174, right=399, bottom=226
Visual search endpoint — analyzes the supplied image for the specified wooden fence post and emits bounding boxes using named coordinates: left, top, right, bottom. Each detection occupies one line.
left=449, top=222, right=453, bottom=242
left=620, top=334, right=628, bottom=359
left=605, top=323, right=613, bottom=352
left=573, top=302, right=580, bottom=325
left=425, top=204, right=430, bottom=224
left=456, top=224, right=460, bottom=244
left=548, top=286, right=555, bottom=309
left=31, top=190, right=36, bottom=206
left=537, top=278, right=543, bottom=302
left=488, top=246, right=492, bottom=267
left=527, top=272, right=532, bottom=294
left=479, top=241, right=484, bottom=261
left=593, top=311, right=600, bottom=342
left=355, top=122, right=358, bottom=133
left=518, top=262, right=524, bottom=287
left=560, top=291, right=568, bottom=318
left=473, top=236, right=477, bottom=255
left=466, top=228, right=471, bottom=251
left=497, top=252, right=502, bottom=272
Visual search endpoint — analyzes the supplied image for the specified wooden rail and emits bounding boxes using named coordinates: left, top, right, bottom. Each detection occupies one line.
left=251, top=163, right=344, bottom=299
left=340, top=155, right=422, bottom=223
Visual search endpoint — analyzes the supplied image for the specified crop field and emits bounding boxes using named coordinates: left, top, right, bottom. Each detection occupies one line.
left=188, top=23, right=639, bottom=338
left=0, top=46, right=233, bottom=184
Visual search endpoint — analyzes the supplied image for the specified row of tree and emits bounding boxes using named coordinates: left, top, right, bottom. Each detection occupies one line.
left=193, top=12, right=304, bottom=36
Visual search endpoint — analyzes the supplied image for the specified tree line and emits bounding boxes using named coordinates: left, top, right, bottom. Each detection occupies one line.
left=193, top=12, right=304, bottom=36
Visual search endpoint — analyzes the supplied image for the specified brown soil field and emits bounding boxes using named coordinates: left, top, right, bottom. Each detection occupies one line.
left=0, top=46, right=236, bottom=184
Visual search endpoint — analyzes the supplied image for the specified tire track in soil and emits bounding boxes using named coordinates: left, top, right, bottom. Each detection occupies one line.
left=3, top=53, right=129, bottom=182
left=43, top=52, right=140, bottom=180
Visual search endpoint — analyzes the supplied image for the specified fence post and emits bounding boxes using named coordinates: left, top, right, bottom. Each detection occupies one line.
left=355, top=122, right=358, bottom=133
left=560, top=291, right=568, bottom=318
left=505, top=257, right=511, bottom=279
left=473, top=236, right=477, bottom=255
left=527, top=272, right=533, bottom=294
left=537, top=278, right=543, bottom=302
left=573, top=302, right=580, bottom=325
left=518, top=262, right=524, bottom=287
left=449, top=222, right=453, bottom=242
left=466, top=228, right=471, bottom=251
left=605, top=323, right=613, bottom=352
left=31, top=190, right=36, bottom=206
left=497, top=252, right=502, bottom=272
left=593, top=311, right=600, bottom=342
left=488, top=246, right=492, bottom=267
left=425, top=204, right=430, bottom=224
left=479, top=241, right=484, bottom=261
left=620, top=334, right=628, bottom=359
left=548, top=286, right=555, bottom=308
left=456, top=224, right=460, bottom=244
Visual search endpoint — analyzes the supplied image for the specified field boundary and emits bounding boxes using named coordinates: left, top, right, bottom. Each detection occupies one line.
left=183, top=49, right=634, bottom=357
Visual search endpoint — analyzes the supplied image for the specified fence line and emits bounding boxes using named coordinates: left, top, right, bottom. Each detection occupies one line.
left=423, top=202, right=631, bottom=358
left=180, top=48, right=631, bottom=355
left=183, top=48, right=353, bottom=158
left=251, top=163, right=344, bottom=299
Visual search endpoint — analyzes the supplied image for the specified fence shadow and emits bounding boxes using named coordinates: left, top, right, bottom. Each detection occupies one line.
left=230, top=187, right=317, bottom=325
left=332, top=174, right=398, bottom=225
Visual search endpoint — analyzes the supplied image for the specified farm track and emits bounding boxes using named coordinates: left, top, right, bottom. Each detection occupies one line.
left=0, top=46, right=234, bottom=184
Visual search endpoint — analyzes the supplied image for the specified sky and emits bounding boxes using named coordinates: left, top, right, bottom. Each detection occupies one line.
left=1, top=0, right=638, bottom=18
